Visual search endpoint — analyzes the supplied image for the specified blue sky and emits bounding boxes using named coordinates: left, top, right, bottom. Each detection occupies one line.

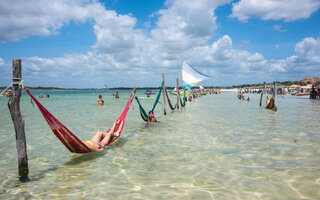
left=0, top=0, right=320, bottom=88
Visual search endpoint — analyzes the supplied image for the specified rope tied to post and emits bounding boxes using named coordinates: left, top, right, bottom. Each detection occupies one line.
left=12, top=77, right=24, bottom=89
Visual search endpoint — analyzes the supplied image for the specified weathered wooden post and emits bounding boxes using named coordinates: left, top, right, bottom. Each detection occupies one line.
left=162, top=73, right=167, bottom=115
left=181, top=79, right=186, bottom=105
left=259, top=82, right=265, bottom=106
left=273, top=82, right=277, bottom=111
left=176, top=78, right=180, bottom=110
left=8, top=59, right=29, bottom=181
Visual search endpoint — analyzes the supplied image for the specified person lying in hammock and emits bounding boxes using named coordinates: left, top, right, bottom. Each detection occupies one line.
left=83, top=121, right=123, bottom=152
left=147, top=111, right=157, bottom=124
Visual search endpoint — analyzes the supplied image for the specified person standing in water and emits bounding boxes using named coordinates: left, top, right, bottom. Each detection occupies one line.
left=97, top=95, right=104, bottom=105
left=146, top=90, right=151, bottom=97
left=115, top=91, right=119, bottom=98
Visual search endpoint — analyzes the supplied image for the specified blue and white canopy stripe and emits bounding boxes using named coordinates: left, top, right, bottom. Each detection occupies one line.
left=182, top=61, right=209, bottom=90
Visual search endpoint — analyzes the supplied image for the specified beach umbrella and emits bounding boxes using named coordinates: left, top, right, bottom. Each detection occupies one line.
left=289, top=84, right=298, bottom=88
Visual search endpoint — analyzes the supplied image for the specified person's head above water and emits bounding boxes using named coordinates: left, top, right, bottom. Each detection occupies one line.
left=148, top=111, right=154, bottom=118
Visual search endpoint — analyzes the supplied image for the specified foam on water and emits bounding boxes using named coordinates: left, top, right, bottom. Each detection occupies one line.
left=0, top=90, right=320, bottom=199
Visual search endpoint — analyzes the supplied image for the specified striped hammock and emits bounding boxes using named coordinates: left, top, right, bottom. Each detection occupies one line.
left=27, top=88, right=136, bottom=153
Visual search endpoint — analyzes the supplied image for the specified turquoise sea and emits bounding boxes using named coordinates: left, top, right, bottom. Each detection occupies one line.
left=0, top=90, right=320, bottom=199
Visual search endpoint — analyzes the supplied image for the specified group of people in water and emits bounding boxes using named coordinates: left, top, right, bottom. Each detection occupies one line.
left=96, top=91, right=157, bottom=124
left=96, top=92, right=120, bottom=105
left=39, top=94, right=50, bottom=98
left=237, top=92, right=250, bottom=101
left=1, top=90, right=51, bottom=99
left=1, top=90, right=12, bottom=96
left=88, top=88, right=225, bottom=151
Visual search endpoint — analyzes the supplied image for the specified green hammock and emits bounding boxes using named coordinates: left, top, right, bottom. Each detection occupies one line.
left=164, top=88, right=177, bottom=110
left=135, top=81, right=163, bottom=122
left=180, top=95, right=186, bottom=107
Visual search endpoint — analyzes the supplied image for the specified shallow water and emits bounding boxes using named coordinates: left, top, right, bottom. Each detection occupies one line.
left=1, top=90, right=320, bottom=199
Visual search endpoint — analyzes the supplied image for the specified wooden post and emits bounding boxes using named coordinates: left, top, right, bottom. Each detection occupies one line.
left=273, top=82, right=277, bottom=111
left=259, top=82, right=265, bottom=107
left=8, top=59, right=29, bottom=181
left=162, top=73, right=167, bottom=115
left=176, top=78, right=180, bottom=110
left=181, top=79, right=186, bottom=105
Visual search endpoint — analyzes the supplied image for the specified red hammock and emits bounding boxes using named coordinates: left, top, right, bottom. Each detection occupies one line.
left=27, top=88, right=136, bottom=153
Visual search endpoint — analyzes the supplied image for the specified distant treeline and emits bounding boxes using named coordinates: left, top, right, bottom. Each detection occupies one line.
left=0, top=86, right=176, bottom=90
left=0, top=81, right=299, bottom=91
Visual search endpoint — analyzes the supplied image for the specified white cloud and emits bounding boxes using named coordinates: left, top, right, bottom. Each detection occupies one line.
left=90, top=5, right=143, bottom=53
left=0, top=0, right=96, bottom=43
left=266, top=37, right=320, bottom=78
left=2, top=34, right=319, bottom=87
left=0, top=58, right=11, bottom=86
left=151, top=0, right=231, bottom=52
left=1, top=0, right=320, bottom=87
left=231, top=0, right=320, bottom=22
left=273, top=25, right=287, bottom=32
left=18, top=51, right=175, bottom=88
left=293, top=37, right=320, bottom=68
left=186, top=35, right=268, bottom=74
left=0, top=58, right=4, bottom=66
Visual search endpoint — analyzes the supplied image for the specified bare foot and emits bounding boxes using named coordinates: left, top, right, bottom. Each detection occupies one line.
left=113, top=121, right=124, bottom=137
left=107, top=121, right=117, bottom=134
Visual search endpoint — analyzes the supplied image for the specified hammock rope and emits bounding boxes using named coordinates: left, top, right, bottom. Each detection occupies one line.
left=135, top=81, right=163, bottom=121
left=180, top=95, right=186, bottom=107
left=135, top=97, right=149, bottom=122
left=164, top=88, right=177, bottom=110
left=27, top=88, right=136, bottom=153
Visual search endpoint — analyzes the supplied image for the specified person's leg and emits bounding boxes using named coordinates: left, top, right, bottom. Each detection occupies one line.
left=91, top=131, right=105, bottom=144
left=113, top=121, right=123, bottom=137
left=98, top=132, right=113, bottom=146
left=99, top=121, right=123, bottom=146
left=101, top=121, right=117, bottom=138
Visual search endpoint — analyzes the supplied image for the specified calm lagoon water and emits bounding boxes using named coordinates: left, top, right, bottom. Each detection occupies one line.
left=0, top=90, right=320, bottom=199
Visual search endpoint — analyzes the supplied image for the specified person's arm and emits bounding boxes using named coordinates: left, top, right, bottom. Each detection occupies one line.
left=83, top=141, right=104, bottom=152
